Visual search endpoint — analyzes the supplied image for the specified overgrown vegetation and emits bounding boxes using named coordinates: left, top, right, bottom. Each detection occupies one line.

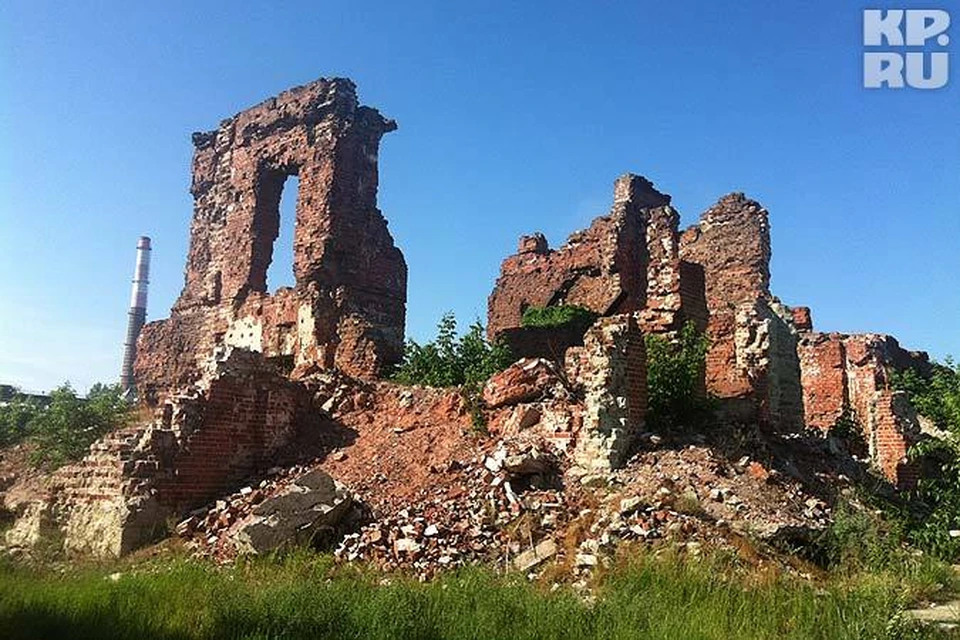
left=895, top=359, right=960, bottom=435
left=801, top=499, right=959, bottom=622
left=0, top=383, right=130, bottom=469
left=0, top=394, right=42, bottom=449
left=394, top=313, right=714, bottom=436
left=644, top=321, right=712, bottom=431
left=815, top=502, right=910, bottom=574
left=899, top=435, right=960, bottom=560
left=392, top=313, right=514, bottom=388
left=520, top=304, right=597, bottom=330
left=890, top=359, right=960, bottom=560
left=0, top=546, right=951, bottom=639
left=392, top=313, right=514, bottom=432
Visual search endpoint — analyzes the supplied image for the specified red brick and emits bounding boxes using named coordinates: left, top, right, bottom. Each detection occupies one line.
left=136, top=78, right=406, bottom=401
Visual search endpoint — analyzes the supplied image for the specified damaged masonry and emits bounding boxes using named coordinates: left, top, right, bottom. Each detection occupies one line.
left=0, top=77, right=935, bottom=578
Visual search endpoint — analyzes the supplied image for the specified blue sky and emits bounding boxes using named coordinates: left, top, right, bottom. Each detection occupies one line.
left=1, top=1, right=957, bottom=393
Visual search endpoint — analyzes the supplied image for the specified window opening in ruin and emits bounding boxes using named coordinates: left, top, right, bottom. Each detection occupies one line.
left=266, top=175, right=299, bottom=292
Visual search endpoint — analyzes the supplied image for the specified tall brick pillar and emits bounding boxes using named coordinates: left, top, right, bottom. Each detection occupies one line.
left=135, top=78, right=407, bottom=401
left=571, top=314, right=647, bottom=472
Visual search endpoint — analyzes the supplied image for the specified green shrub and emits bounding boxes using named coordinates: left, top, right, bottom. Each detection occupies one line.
left=800, top=499, right=955, bottom=606
left=392, top=313, right=514, bottom=389
left=392, top=314, right=515, bottom=434
left=890, top=358, right=960, bottom=560
left=644, top=322, right=712, bottom=431
left=814, top=502, right=902, bottom=571
left=520, top=305, right=597, bottom=329
left=23, top=383, right=130, bottom=469
left=894, top=359, right=960, bottom=434
left=899, top=436, right=960, bottom=560
left=0, top=393, right=43, bottom=448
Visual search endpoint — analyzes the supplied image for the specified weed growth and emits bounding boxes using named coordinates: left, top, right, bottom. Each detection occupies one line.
left=644, top=322, right=712, bottom=431
left=520, top=305, right=597, bottom=330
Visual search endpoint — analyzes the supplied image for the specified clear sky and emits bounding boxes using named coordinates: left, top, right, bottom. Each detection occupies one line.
left=1, top=1, right=957, bottom=393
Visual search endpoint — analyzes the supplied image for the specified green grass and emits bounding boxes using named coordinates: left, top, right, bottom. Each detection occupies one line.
left=0, top=547, right=953, bottom=640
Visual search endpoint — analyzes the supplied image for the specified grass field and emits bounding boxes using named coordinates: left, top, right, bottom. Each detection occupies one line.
left=0, top=546, right=954, bottom=640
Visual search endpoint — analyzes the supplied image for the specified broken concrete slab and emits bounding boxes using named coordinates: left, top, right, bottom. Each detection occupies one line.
left=513, top=538, right=557, bottom=572
left=232, top=469, right=352, bottom=554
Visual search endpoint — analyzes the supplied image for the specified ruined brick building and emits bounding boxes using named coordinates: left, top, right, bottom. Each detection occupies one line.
left=1, top=77, right=935, bottom=560
left=488, top=173, right=930, bottom=486
left=135, top=78, right=407, bottom=400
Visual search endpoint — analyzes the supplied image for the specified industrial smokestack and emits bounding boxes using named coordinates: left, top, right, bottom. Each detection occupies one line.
left=120, top=236, right=151, bottom=394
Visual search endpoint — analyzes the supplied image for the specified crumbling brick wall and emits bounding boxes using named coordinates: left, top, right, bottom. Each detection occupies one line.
left=487, top=173, right=707, bottom=357
left=797, top=332, right=848, bottom=431
left=871, top=391, right=921, bottom=488
left=153, top=357, right=302, bottom=509
left=678, top=193, right=770, bottom=414
left=487, top=174, right=664, bottom=341
left=679, top=194, right=771, bottom=304
left=568, top=314, right=647, bottom=472
left=136, top=78, right=406, bottom=401
left=797, top=332, right=927, bottom=487
left=764, top=301, right=807, bottom=432
left=487, top=175, right=810, bottom=431
left=56, top=350, right=307, bottom=557
left=635, top=203, right=708, bottom=336
left=679, top=194, right=805, bottom=429
left=678, top=260, right=709, bottom=334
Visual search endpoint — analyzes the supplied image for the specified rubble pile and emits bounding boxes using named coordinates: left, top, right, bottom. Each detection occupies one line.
left=176, top=463, right=326, bottom=560
left=166, top=417, right=839, bottom=582
left=333, top=444, right=570, bottom=578
left=176, top=437, right=574, bottom=578
left=607, top=440, right=834, bottom=542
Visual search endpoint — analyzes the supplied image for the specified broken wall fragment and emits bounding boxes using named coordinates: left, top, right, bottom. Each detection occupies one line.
left=136, top=78, right=407, bottom=401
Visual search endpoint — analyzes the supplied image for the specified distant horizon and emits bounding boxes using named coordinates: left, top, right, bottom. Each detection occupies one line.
left=2, top=1, right=957, bottom=392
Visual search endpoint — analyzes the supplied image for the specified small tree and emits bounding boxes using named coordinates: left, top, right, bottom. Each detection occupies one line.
left=894, top=359, right=960, bottom=433
left=644, top=322, right=711, bottom=431
left=392, top=313, right=514, bottom=388
left=0, top=392, right=42, bottom=448
left=891, top=358, right=960, bottom=559
left=26, top=383, right=131, bottom=469
left=392, top=314, right=514, bottom=433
